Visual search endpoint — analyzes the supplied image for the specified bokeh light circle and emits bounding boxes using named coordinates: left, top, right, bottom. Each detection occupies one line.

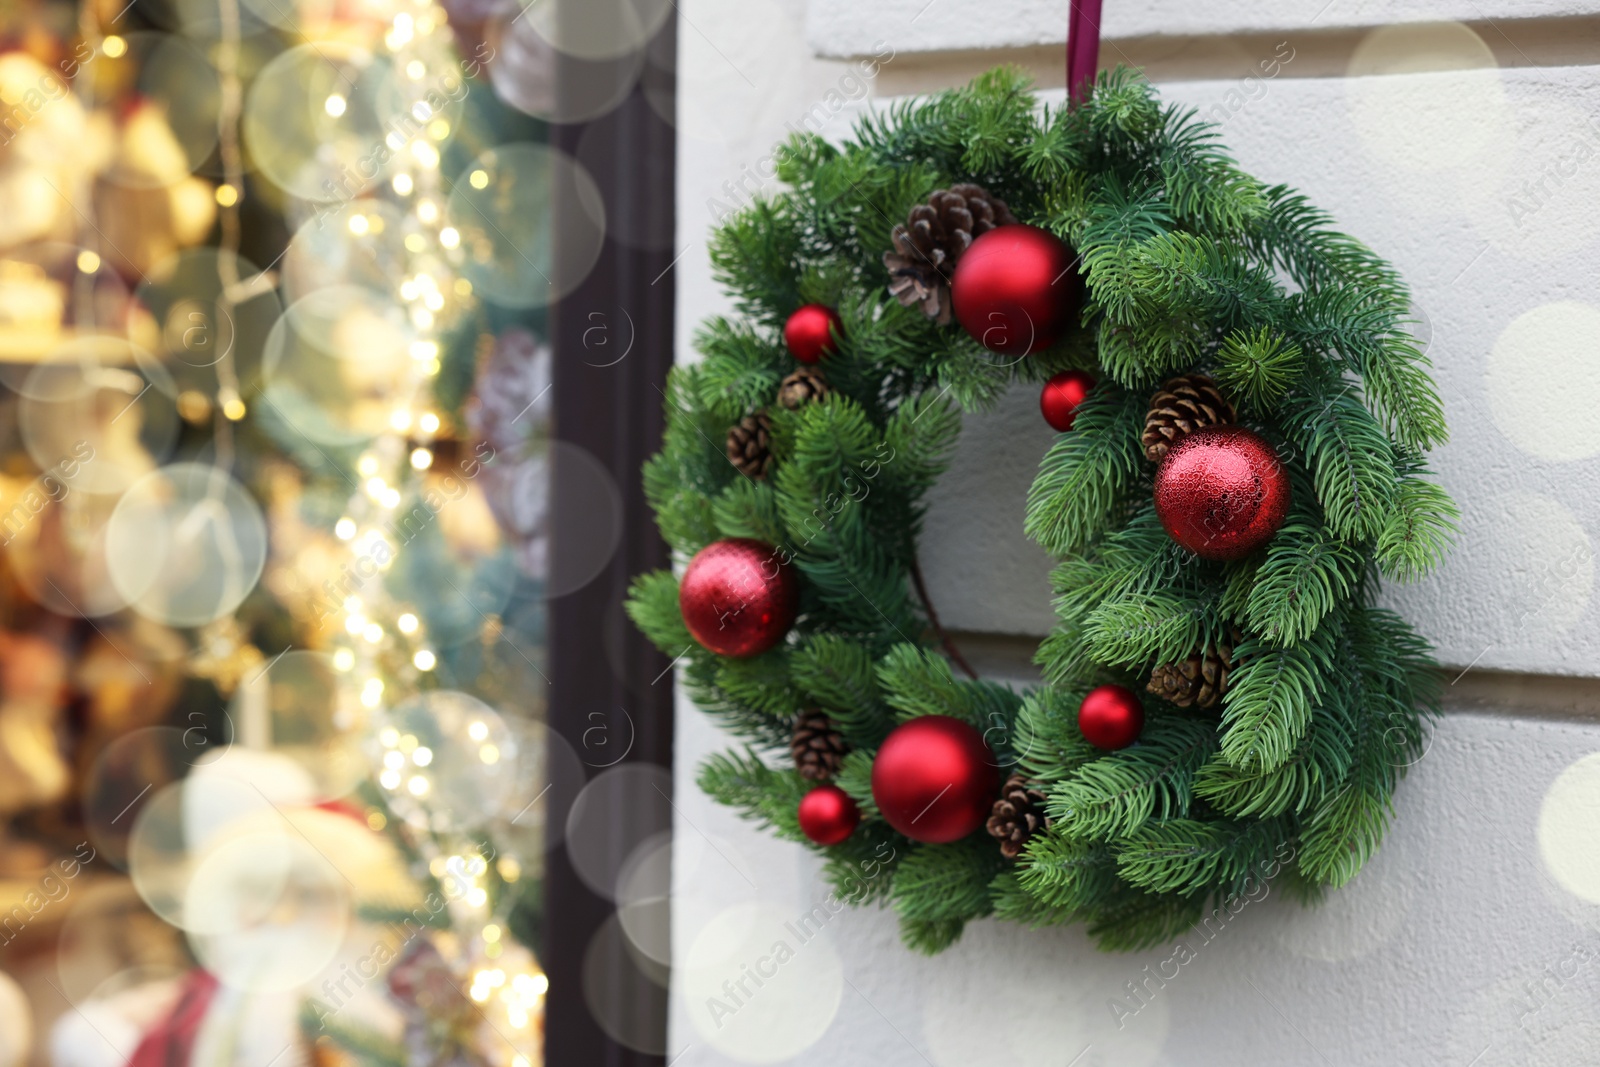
left=564, top=763, right=673, bottom=901
left=1539, top=751, right=1600, bottom=904
left=19, top=339, right=178, bottom=497
left=243, top=42, right=395, bottom=202
left=377, top=691, right=520, bottom=831
left=1488, top=302, right=1600, bottom=461
left=259, top=286, right=415, bottom=447
left=486, top=9, right=643, bottom=124
left=681, top=902, right=844, bottom=1062
left=514, top=0, right=672, bottom=61
left=446, top=142, right=606, bottom=309
left=105, top=462, right=269, bottom=627
left=581, top=913, right=669, bottom=1054
left=228, top=651, right=364, bottom=803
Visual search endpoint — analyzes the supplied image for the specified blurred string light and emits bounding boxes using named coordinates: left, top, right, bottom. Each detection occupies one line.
left=293, top=0, right=549, bottom=1050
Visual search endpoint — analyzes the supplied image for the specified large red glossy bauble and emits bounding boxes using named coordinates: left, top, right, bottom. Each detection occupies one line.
left=1040, top=369, right=1096, bottom=431
left=1078, top=684, right=1145, bottom=750
left=950, top=224, right=1079, bottom=356
left=679, top=538, right=799, bottom=658
left=1153, top=426, right=1291, bottom=561
left=798, top=784, right=860, bottom=845
left=783, top=304, right=843, bottom=364
left=871, top=715, right=1000, bottom=844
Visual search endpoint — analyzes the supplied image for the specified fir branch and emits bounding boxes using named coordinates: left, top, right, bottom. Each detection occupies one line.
left=1045, top=716, right=1216, bottom=840
left=1214, top=326, right=1304, bottom=412
left=1217, top=620, right=1338, bottom=772
left=788, top=635, right=894, bottom=746
left=1244, top=520, right=1363, bottom=647
left=1024, top=384, right=1147, bottom=556
left=698, top=748, right=811, bottom=842
left=1015, top=834, right=1120, bottom=910
left=892, top=836, right=1001, bottom=932
left=1114, top=817, right=1292, bottom=896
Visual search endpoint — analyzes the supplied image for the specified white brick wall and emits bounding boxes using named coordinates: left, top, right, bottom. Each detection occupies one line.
left=667, top=4, right=1600, bottom=1063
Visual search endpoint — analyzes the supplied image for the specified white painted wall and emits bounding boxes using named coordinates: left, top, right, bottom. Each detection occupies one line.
left=666, top=3, right=1600, bottom=1064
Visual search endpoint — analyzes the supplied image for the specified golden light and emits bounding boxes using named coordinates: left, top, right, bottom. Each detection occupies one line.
left=345, top=615, right=366, bottom=636
left=484, top=924, right=502, bottom=942
left=479, top=744, right=500, bottom=765
left=407, top=775, right=429, bottom=796
left=366, top=811, right=386, bottom=831
left=419, top=412, right=441, bottom=434
left=413, top=746, right=434, bottom=767
left=410, top=339, right=438, bottom=361
left=364, top=476, right=387, bottom=499
left=363, top=622, right=383, bottom=643
left=357, top=455, right=380, bottom=477
left=379, top=769, right=401, bottom=790
left=380, top=487, right=401, bottom=509
left=325, top=94, right=348, bottom=118
left=417, top=199, right=439, bottom=224
left=405, top=233, right=426, bottom=253
left=454, top=278, right=473, bottom=296
left=410, top=448, right=433, bottom=470
left=397, top=612, right=419, bottom=634
left=413, top=649, right=437, bottom=671
left=215, top=184, right=239, bottom=207
left=333, top=648, right=355, bottom=671
left=101, top=35, right=128, bottom=58
left=439, top=226, right=460, bottom=249
left=379, top=727, right=400, bottom=747
left=390, top=409, right=413, bottom=432
left=429, top=120, right=450, bottom=141
left=424, top=291, right=444, bottom=311
left=411, top=141, right=440, bottom=169
left=348, top=214, right=370, bottom=236
left=335, top=517, right=357, bottom=540
left=393, top=173, right=414, bottom=196
left=222, top=397, right=246, bottom=421
left=467, top=720, right=488, bottom=742
left=470, top=169, right=489, bottom=189
left=76, top=250, right=100, bottom=273
left=406, top=60, right=426, bottom=80
left=383, top=751, right=404, bottom=770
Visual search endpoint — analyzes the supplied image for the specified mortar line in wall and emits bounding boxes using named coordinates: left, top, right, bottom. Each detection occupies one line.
left=944, top=630, right=1600, bottom=724
left=867, top=13, right=1600, bottom=97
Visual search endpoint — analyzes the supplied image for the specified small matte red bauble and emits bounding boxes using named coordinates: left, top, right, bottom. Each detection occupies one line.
left=950, top=224, right=1078, bottom=356
left=1153, top=426, right=1291, bottom=561
left=679, top=538, right=799, bottom=658
left=798, top=784, right=860, bottom=845
left=1040, top=369, right=1095, bottom=431
left=783, top=304, right=843, bottom=364
left=871, top=715, right=1000, bottom=844
left=1078, top=684, right=1145, bottom=750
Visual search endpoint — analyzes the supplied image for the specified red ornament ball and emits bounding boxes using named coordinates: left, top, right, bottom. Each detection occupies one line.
left=798, top=784, right=860, bottom=845
left=871, top=715, right=1000, bottom=844
left=1078, top=684, right=1145, bottom=750
left=679, top=538, right=799, bottom=658
left=1153, top=426, right=1292, bottom=562
left=1040, top=369, right=1096, bottom=431
left=783, top=304, right=843, bottom=364
left=950, top=224, right=1079, bottom=357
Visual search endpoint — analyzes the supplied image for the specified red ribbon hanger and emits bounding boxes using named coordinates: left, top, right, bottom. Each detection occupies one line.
left=1067, top=0, right=1104, bottom=104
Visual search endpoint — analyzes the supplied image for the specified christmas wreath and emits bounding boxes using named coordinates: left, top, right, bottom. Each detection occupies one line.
left=626, top=67, right=1455, bottom=953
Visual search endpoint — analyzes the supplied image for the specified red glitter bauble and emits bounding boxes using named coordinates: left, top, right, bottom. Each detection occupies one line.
left=1040, top=369, right=1096, bottom=431
left=783, top=304, right=843, bottom=364
left=798, top=784, right=860, bottom=846
left=679, top=538, right=799, bottom=658
left=871, top=715, right=1000, bottom=844
left=1153, top=426, right=1292, bottom=561
left=950, top=224, right=1079, bottom=356
left=1078, top=684, right=1145, bottom=750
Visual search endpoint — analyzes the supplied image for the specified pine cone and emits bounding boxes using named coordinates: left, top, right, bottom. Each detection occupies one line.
left=726, top=411, right=773, bottom=479
left=777, top=366, right=832, bottom=410
left=884, top=182, right=1017, bottom=325
left=986, top=774, right=1049, bottom=860
left=1142, top=374, right=1236, bottom=462
left=1147, top=628, right=1241, bottom=709
left=791, top=710, right=847, bottom=781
